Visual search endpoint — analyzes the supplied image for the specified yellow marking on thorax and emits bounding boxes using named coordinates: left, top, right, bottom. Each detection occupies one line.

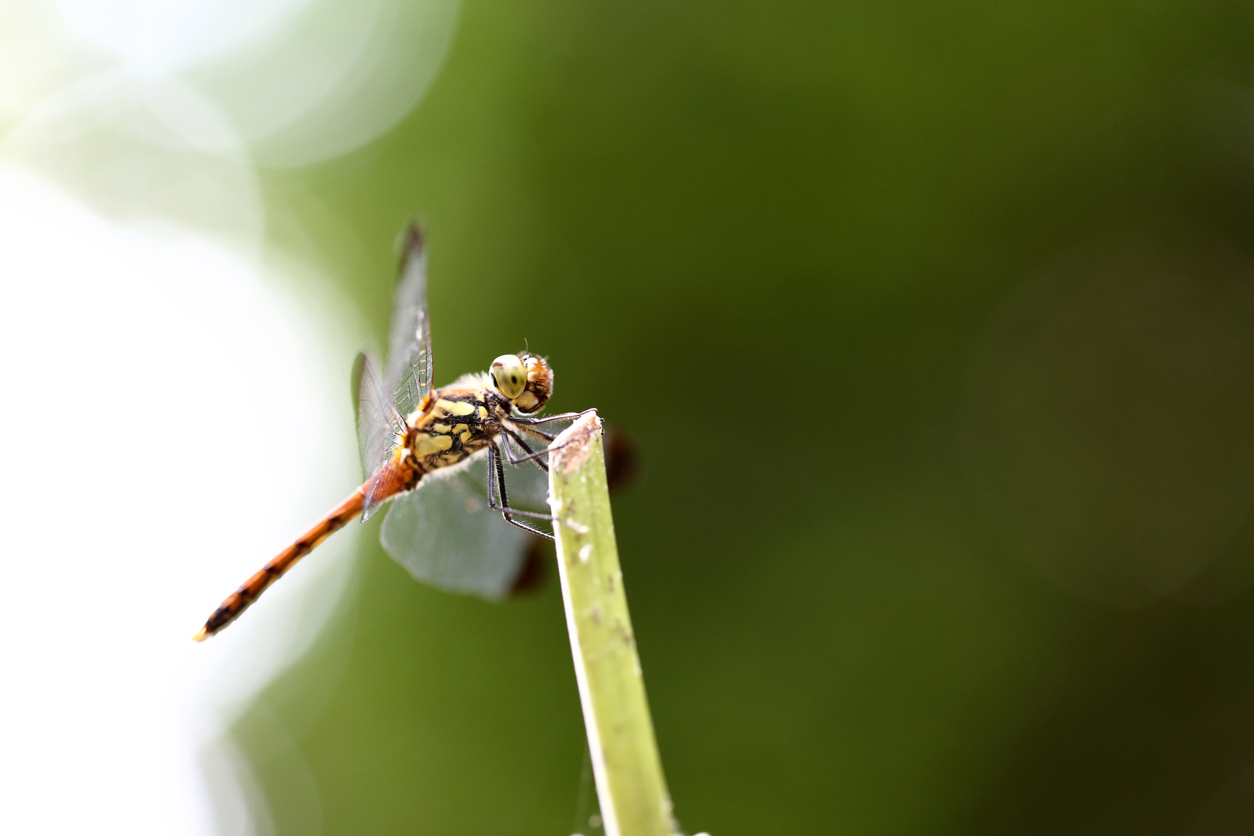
left=413, top=432, right=454, bottom=457
left=432, top=422, right=451, bottom=433
left=436, top=399, right=477, bottom=417
left=478, top=406, right=488, bottom=419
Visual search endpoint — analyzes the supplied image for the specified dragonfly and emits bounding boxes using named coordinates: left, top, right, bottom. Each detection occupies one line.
left=194, top=224, right=585, bottom=641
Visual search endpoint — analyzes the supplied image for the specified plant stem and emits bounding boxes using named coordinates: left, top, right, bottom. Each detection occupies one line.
left=548, top=412, right=676, bottom=836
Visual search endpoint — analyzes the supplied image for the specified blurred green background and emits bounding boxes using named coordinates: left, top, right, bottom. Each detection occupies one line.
left=231, top=2, right=1254, bottom=833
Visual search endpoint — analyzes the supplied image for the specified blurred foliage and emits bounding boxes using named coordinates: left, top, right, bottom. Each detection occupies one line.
left=234, top=2, right=1254, bottom=834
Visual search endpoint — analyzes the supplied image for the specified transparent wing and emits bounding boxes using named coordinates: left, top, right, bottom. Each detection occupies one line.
left=384, top=223, right=434, bottom=420
left=351, top=351, right=403, bottom=480
left=378, top=446, right=551, bottom=600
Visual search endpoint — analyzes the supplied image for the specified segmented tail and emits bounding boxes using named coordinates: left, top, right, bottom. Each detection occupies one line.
left=193, top=487, right=366, bottom=641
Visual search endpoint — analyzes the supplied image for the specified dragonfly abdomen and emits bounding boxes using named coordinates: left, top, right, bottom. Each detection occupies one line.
left=192, top=487, right=366, bottom=641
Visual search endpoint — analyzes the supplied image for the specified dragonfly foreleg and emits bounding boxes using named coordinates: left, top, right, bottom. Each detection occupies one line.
left=487, top=441, right=555, bottom=540
left=500, top=427, right=549, bottom=473
left=496, top=431, right=576, bottom=466
left=509, top=408, right=595, bottom=426
left=512, top=424, right=557, bottom=443
left=491, top=428, right=589, bottom=534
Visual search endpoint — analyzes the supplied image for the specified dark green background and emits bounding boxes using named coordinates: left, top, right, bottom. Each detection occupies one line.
left=229, top=3, right=1254, bottom=833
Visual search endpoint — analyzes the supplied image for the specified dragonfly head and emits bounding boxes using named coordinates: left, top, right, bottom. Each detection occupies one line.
left=490, top=352, right=552, bottom=413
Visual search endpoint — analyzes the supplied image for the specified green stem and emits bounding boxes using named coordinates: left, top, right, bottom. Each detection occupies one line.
left=548, top=412, right=676, bottom=836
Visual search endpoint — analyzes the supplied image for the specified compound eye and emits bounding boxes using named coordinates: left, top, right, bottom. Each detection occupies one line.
left=490, top=354, right=527, bottom=399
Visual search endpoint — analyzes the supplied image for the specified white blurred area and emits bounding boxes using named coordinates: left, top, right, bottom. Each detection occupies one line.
left=0, top=0, right=459, bottom=833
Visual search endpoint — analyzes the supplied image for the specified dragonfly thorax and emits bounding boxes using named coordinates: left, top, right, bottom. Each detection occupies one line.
left=402, top=352, right=552, bottom=476
left=404, top=387, right=500, bottom=472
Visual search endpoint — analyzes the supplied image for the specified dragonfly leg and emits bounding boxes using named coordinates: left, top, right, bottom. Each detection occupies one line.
left=501, top=427, right=549, bottom=473
left=492, top=434, right=589, bottom=535
left=487, top=441, right=555, bottom=540
left=495, top=422, right=575, bottom=467
left=509, top=408, right=595, bottom=426
left=513, top=424, right=557, bottom=443
left=497, top=433, right=578, bottom=466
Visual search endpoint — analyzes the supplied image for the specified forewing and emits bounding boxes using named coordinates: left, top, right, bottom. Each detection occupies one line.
left=378, top=448, right=551, bottom=599
left=351, top=351, right=401, bottom=478
left=385, top=224, right=434, bottom=419
left=353, top=351, right=411, bottom=521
